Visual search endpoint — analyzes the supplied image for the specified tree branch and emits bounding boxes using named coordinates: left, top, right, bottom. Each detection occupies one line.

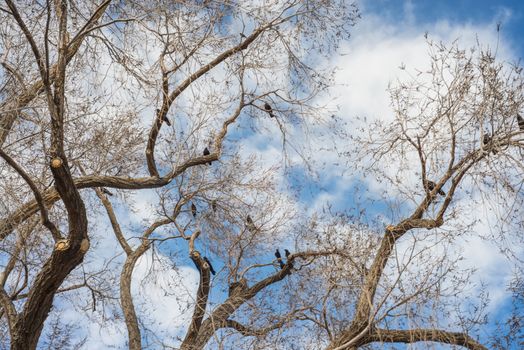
left=145, top=21, right=271, bottom=176
left=0, top=0, right=112, bottom=147
left=183, top=250, right=212, bottom=346
left=368, top=327, right=487, bottom=350
left=0, top=148, right=62, bottom=241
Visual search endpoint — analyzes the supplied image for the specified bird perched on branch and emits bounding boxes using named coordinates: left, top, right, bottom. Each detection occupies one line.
left=482, top=132, right=498, bottom=155
left=100, top=188, right=113, bottom=196
left=191, top=203, right=197, bottom=218
left=275, top=249, right=285, bottom=269
left=203, top=257, right=216, bottom=275
left=246, top=215, right=256, bottom=232
left=203, top=147, right=212, bottom=165
left=425, top=180, right=445, bottom=196
left=157, top=108, right=171, bottom=126
left=517, top=113, right=524, bottom=131
left=264, top=102, right=275, bottom=118
left=284, top=249, right=294, bottom=272
left=482, top=132, right=491, bottom=146
left=211, top=200, right=217, bottom=212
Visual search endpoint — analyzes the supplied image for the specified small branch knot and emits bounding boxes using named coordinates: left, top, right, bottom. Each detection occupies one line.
left=55, top=239, right=70, bottom=251
left=80, top=238, right=90, bottom=253
left=50, top=157, right=63, bottom=168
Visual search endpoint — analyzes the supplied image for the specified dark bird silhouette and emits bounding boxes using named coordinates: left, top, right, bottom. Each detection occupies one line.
left=284, top=249, right=293, bottom=272
left=517, top=113, right=524, bottom=131
left=275, top=249, right=285, bottom=269
left=246, top=215, right=256, bottom=232
left=157, top=109, right=171, bottom=126
left=482, top=132, right=491, bottom=146
left=100, top=188, right=113, bottom=196
left=211, top=200, right=217, bottom=212
left=425, top=180, right=445, bottom=196
left=203, top=257, right=216, bottom=275
left=191, top=203, right=197, bottom=218
left=482, top=132, right=498, bottom=155
left=264, top=102, right=275, bottom=118
left=203, top=147, right=212, bottom=165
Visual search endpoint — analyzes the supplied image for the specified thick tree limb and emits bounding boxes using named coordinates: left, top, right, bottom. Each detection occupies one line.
left=0, top=156, right=207, bottom=240
left=328, top=148, right=488, bottom=349
left=183, top=250, right=212, bottom=346
left=223, top=319, right=286, bottom=337
left=7, top=2, right=92, bottom=348
left=368, top=328, right=487, bottom=350
left=181, top=257, right=297, bottom=350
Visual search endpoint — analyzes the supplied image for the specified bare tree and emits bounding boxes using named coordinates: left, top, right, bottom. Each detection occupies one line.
left=0, top=1, right=359, bottom=349
left=1, top=1, right=522, bottom=350
left=313, top=40, right=524, bottom=349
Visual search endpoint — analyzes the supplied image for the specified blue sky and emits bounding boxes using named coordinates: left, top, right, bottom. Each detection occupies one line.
left=363, top=0, right=524, bottom=57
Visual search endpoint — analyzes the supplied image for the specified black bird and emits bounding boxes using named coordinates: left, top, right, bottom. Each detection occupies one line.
left=284, top=249, right=293, bottom=272
left=264, top=102, right=275, bottom=118
left=275, top=249, right=285, bottom=269
left=203, top=257, right=216, bottom=275
left=425, top=180, right=445, bottom=196
left=482, top=132, right=498, bottom=155
left=203, top=147, right=212, bottom=165
left=191, top=203, right=197, bottom=218
left=517, top=113, right=524, bottom=131
left=482, top=132, right=491, bottom=146
left=246, top=215, right=256, bottom=232
left=157, top=109, right=171, bottom=126
left=211, top=200, right=217, bottom=212
left=100, top=188, right=113, bottom=196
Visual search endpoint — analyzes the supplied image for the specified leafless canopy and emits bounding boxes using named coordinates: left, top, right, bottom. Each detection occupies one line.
left=0, top=1, right=523, bottom=350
